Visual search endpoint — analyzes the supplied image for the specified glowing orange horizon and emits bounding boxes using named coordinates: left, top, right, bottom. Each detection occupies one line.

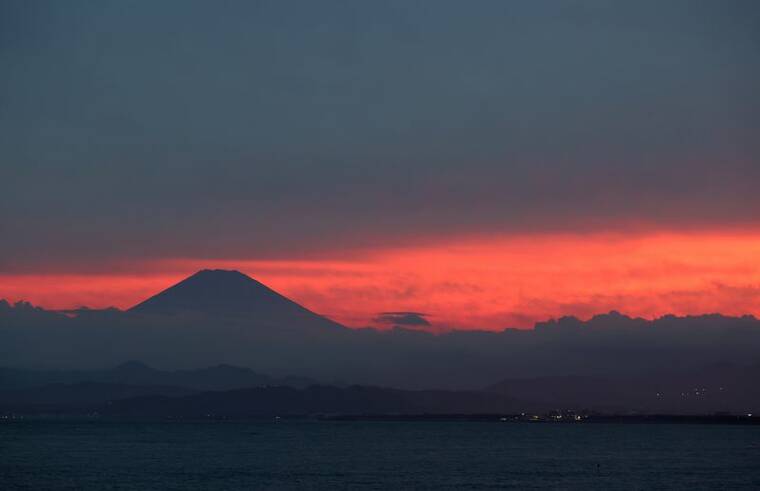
left=2, top=230, right=760, bottom=330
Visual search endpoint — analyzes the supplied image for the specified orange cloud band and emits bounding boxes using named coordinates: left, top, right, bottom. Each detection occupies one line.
left=2, top=231, right=759, bottom=329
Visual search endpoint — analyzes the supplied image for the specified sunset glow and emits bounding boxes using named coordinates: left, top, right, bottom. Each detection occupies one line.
left=3, top=230, right=759, bottom=329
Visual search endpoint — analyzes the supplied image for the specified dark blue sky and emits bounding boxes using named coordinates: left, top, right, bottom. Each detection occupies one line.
left=1, top=0, right=758, bottom=273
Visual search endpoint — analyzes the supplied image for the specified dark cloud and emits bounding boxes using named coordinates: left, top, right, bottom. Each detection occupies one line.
left=1, top=0, right=759, bottom=271
left=373, top=311, right=431, bottom=327
left=3, top=300, right=760, bottom=389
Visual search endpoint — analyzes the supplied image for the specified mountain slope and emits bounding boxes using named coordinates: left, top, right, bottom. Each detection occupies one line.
left=128, top=269, right=343, bottom=329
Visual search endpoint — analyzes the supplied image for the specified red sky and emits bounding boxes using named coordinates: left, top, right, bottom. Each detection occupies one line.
left=2, top=230, right=759, bottom=330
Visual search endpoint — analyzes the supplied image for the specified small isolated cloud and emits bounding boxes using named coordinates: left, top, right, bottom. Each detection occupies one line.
left=373, top=311, right=431, bottom=327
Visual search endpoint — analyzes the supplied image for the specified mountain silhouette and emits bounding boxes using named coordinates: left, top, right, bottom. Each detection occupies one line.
left=0, top=361, right=318, bottom=395
left=128, top=269, right=343, bottom=329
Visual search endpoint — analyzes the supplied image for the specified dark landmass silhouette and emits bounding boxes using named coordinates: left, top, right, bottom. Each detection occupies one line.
left=1, top=360, right=757, bottom=416
left=2, top=269, right=760, bottom=414
left=0, top=382, right=536, bottom=418
left=487, top=362, right=760, bottom=414
left=129, top=269, right=343, bottom=330
left=0, top=382, right=196, bottom=410
left=0, top=360, right=316, bottom=392
left=101, top=385, right=532, bottom=419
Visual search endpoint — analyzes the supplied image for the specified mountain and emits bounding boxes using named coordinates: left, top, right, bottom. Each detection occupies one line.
left=0, top=361, right=318, bottom=392
left=128, top=269, right=343, bottom=329
left=0, top=361, right=324, bottom=412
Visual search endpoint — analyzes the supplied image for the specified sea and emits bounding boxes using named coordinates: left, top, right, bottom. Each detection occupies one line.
left=2, top=420, right=759, bottom=490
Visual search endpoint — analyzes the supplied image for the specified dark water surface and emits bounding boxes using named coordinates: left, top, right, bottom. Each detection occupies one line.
left=2, top=420, right=759, bottom=490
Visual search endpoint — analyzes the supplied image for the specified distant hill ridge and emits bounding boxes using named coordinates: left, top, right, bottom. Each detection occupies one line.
left=0, top=361, right=317, bottom=392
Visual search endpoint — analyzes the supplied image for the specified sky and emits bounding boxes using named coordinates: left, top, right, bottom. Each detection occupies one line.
left=1, top=1, right=759, bottom=329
